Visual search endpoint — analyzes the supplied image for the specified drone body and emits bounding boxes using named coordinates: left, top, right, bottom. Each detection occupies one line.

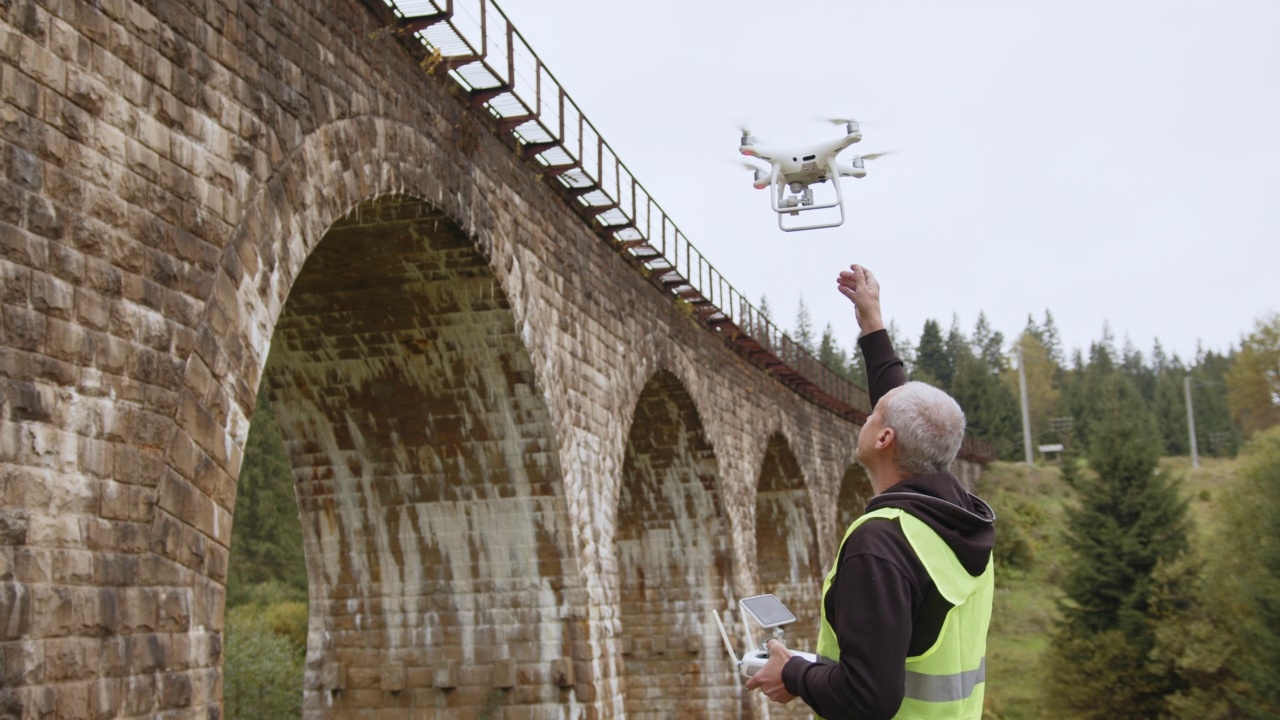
left=739, top=120, right=887, bottom=232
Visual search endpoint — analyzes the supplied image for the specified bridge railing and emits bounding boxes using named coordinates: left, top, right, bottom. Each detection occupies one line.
left=370, top=0, right=994, bottom=461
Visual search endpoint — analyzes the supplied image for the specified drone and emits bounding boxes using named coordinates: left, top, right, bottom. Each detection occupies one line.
left=738, top=119, right=891, bottom=232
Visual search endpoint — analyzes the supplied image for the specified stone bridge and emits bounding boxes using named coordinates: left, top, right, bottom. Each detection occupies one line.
left=0, top=1, right=986, bottom=717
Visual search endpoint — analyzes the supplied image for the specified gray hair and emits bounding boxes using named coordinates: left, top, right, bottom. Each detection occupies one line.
left=880, top=381, right=966, bottom=475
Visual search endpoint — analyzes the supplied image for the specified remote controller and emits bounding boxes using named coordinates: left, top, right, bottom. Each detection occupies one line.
left=740, top=646, right=819, bottom=677
left=712, top=594, right=818, bottom=678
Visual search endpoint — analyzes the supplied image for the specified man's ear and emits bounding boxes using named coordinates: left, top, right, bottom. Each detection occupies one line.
left=876, top=426, right=895, bottom=450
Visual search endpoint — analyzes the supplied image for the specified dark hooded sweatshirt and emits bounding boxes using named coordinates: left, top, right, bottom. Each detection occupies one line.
left=780, top=329, right=996, bottom=720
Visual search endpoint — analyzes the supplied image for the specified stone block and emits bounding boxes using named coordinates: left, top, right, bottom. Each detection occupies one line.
left=157, top=587, right=190, bottom=632
left=204, top=540, right=227, bottom=583
left=13, top=547, right=50, bottom=584
left=45, top=316, right=92, bottom=364
left=43, top=637, right=98, bottom=681
left=74, top=287, right=110, bottom=330
left=120, top=674, right=156, bottom=716
left=551, top=658, right=574, bottom=689
left=491, top=659, right=515, bottom=689
left=31, top=584, right=75, bottom=639
left=75, top=434, right=112, bottom=479
left=0, top=64, right=40, bottom=117
left=136, top=554, right=184, bottom=587
left=432, top=660, right=457, bottom=690
left=0, top=509, right=28, bottom=545
left=100, top=480, right=151, bottom=521
left=3, top=306, right=46, bottom=352
left=0, top=582, right=32, bottom=640
left=321, top=661, right=346, bottom=690
left=50, top=549, right=93, bottom=584
left=3, top=143, right=42, bottom=193
left=119, top=586, right=157, bottom=634
left=159, top=670, right=193, bottom=709
left=89, top=678, right=121, bottom=720
left=380, top=662, right=405, bottom=692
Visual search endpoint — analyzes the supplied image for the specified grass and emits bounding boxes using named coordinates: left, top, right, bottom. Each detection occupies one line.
left=1157, top=455, right=1238, bottom=542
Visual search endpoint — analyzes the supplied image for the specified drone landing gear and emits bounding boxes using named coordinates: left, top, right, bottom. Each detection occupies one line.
left=768, top=160, right=846, bottom=232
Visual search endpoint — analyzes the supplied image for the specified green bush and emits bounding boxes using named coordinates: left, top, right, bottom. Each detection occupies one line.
left=263, top=601, right=309, bottom=653
left=989, top=493, right=1035, bottom=576
left=229, top=579, right=307, bottom=609
left=224, top=605, right=305, bottom=720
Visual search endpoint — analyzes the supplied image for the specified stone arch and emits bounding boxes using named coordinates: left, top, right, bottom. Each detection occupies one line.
left=172, top=119, right=586, bottom=717
left=753, top=432, right=822, bottom=677
left=615, top=370, right=737, bottom=718
left=265, top=195, right=583, bottom=716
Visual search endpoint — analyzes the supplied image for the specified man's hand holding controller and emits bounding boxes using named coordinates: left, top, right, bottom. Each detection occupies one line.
left=744, top=639, right=817, bottom=704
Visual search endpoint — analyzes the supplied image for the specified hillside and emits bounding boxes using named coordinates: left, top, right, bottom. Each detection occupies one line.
left=975, top=455, right=1239, bottom=719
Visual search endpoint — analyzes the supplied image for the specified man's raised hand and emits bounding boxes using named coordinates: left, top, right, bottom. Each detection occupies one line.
left=836, top=264, right=885, bottom=336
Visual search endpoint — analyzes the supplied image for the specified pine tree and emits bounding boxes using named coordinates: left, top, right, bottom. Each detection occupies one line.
left=818, top=323, right=848, bottom=373
left=1121, top=335, right=1157, bottom=404
left=972, top=312, right=1008, bottom=373
left=886, top=320, right=916, bottom=376
left=794, top=294, right=816, bottom=352
left=1042, top=309, right=1065, bottom=367
left=227, top=390, right=308, bottom=606
left=951, top=351, right=1022, bottom=460
left=1044, top=374, right=1192, bottom=718
left=755, top=293, right=775, bottom=349
left=1191, top=350, right=1243, bottom=457
left=1058, top=340, right=1115, bottom=450
left=1152, top=359, right=1190, bottom=456
left=944, top=315, right=968, bottom=387
left=846, top=336, right=868, bottom=387
left=915, top=318, right=950, bottom=389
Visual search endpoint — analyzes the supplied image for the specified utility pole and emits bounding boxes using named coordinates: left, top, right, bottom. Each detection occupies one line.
left=1185, top=376, right=1199, bottom=469
left=1018, top=342, right=1033, bottom=466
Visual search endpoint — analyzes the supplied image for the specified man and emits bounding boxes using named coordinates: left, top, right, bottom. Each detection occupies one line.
left=745, top=264, right=996, bottom=719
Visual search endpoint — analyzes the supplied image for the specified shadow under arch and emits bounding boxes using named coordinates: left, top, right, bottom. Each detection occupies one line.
left=837, top=463, right=875, bottom=537
left=616, top=370, right=737, bottom=718
left=261, top=195, right=584, bottom=717
left=754, top=431, right=822, bottom=716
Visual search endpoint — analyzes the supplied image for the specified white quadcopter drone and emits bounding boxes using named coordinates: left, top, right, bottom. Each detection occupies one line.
left=739, top=119, right=891, bottom=232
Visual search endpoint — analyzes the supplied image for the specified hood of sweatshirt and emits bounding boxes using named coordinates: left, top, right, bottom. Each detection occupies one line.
left=864, top=471, right=996, bottom=576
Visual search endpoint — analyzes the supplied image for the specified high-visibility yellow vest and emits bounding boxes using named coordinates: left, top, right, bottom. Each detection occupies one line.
left=815, top=507, right=994, bottom=720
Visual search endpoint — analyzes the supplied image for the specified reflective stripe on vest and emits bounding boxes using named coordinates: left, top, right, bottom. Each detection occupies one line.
left=816, top=507, right=994, bottom=720
left=905, top=657, right=986, bottom=703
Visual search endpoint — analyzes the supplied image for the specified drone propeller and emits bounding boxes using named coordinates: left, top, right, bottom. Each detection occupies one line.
left=856, top=150, right=897, bottom=161
left=737, top=126, right=764, bottom=147
left=815, top=116, right=864, bottom=126
left=731, top=159, right=770, bottom=188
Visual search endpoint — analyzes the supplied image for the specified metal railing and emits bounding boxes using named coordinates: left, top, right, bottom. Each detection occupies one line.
left=368, top=0, right=994, bottom=460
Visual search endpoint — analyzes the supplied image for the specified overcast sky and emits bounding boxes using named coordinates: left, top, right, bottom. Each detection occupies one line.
left=490, top=0, right=1279, bottom=363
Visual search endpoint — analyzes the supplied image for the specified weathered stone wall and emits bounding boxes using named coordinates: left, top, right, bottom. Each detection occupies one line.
left=0, top=1, right=981, bottom=718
